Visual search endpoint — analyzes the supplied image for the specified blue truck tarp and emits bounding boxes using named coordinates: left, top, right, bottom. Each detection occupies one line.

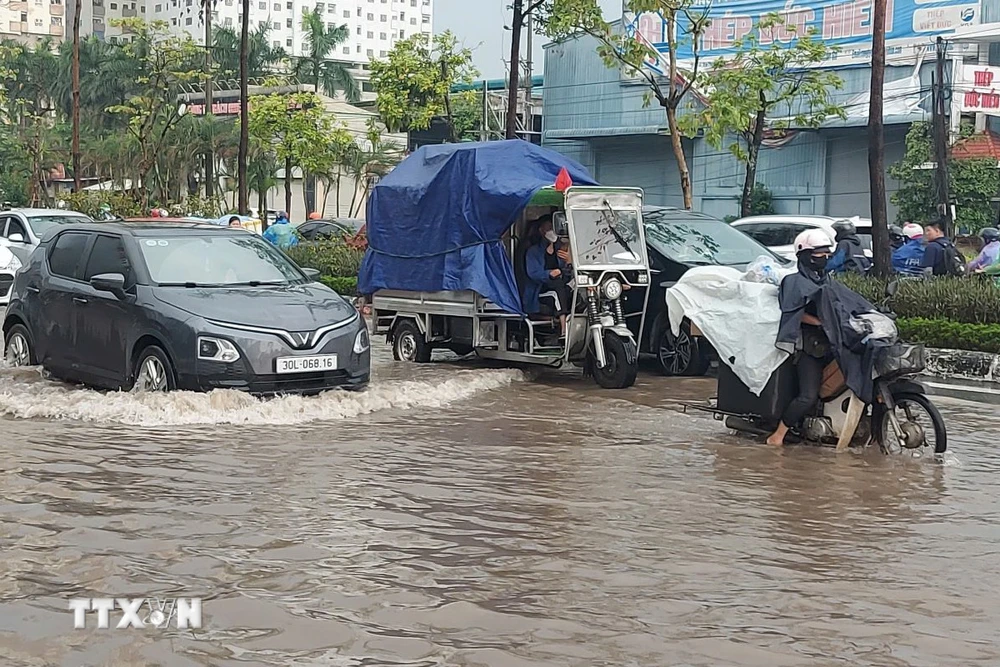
left=357, top=140, right=597, bottom=315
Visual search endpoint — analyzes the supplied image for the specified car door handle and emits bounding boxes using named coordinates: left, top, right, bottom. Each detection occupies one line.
left=73, top=297, right=88, bottom=305
left=26, top=285, right=39, bottom=293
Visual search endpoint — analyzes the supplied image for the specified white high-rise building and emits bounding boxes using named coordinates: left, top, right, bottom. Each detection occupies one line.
left=156, top=0, right=433, bottom=62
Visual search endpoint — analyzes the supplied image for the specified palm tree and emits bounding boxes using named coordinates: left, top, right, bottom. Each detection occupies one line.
left=212, top=24, right=286, bottom=82
left=347, top=121, right=403, bottom=217
left=293, top=10, right=359, bottom=102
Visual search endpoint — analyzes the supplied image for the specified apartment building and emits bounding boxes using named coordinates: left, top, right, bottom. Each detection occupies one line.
left=4, top=0, right=433, bottom=70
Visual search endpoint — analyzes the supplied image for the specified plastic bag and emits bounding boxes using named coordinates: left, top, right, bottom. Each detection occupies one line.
left=849, top=312, right=898, bottom=344
left=743, top=255, right=792, bottom=286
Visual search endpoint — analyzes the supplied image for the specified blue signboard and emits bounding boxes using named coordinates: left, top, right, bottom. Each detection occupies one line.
left=626, top=0, right=980, bottom=70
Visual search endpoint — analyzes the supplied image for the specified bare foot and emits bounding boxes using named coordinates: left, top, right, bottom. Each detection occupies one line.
left=766, top=434, right=785, bottom=447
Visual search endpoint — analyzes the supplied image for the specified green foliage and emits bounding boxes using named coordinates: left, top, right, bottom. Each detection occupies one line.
left=836, top=273, right=1000, bottom=325
left=370, top=31, right=478, bottom=140
left=211, top=24, right=287, bottom=81
left=889, top=122, right=1000, bottom=232
left=749, top=183, right=776, bottom=215
left=896, top=318, right=1000, bottom=354
left=168, top=194, right=228, bottom=218
left=284, top=238, right=365, bottom=278
left=319, top=275, right=359, bottom=296
left=293, top=10, right=359, bottom=102
left=57, top=191, right=145, bottom=219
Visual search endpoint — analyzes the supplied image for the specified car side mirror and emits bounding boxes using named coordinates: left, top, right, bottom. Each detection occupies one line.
left=886, top=280, right=899, bottom=297
left=301, top=267, right=321, bottom=281
left=91, top=272, right=127, bottom=299
left=7, top=233, right=24, bottom=243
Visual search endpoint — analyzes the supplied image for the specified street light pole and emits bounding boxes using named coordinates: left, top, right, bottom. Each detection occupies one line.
left=204, top=0, right=214, bottom=199
left=237, top=0, right=249, bottom=215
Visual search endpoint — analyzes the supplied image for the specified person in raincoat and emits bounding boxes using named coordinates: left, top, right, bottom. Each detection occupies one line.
left=522, top=216, right=571, bottom=337
left=262, top=211, right=298, bottom=250
left=891, top=223, right=925, bottom=276
left=967, top=227, right=1000, bottom=273
left=826, top=218, right=871, bottom=275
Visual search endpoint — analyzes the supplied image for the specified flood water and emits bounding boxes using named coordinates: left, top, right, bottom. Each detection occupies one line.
left=0, top=343, right=998, bottom=666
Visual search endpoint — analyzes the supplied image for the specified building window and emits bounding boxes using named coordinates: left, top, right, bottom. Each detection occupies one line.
left=272, top=21, right=279, bottom=28
left=366, top=30, right=372, bottom=37
left=356, top=44, right=360, bottom=52
left=50, top=0, right=62, bottom=5
left=326, top=22, right=334, bottom=29
left=379, top=31, right=385, bottom=39
left=153, top=3, right=160, bottom=9
left=285, top=17, right=291, bottom=26
left=366, top=48, right=373, bottom=56
left=362, top=81, right=374, bottom=92
left=379, top=14, right=385, bottom=21
left=379, top=50, right=386, bottom=56
left=366, top=12, right=372, bottom=19
left=258, top=1, right=264, bottom=7
left=51, top=16, right=62, bottom=24
left=399, top=29, right=404, bottom=38
left=20, top=11, right=27, bottom=21
left=286, top=38, right=292, bottom=46
left=355, top=25, right=360, bottom=33
left=34, top=18, right=43, bottom=25
left=342, top=46, right=349, bottom=54
left=224, top=16, right=232, bottom=24
left=409, top=17, right=415, bottom=24
left=421, top=15, right=429, bottom=22
left=327, top=3, right=335, bottom=11
left=343, top=9, right=348, bottom=17
left=185, top=16, right=192, bottom=24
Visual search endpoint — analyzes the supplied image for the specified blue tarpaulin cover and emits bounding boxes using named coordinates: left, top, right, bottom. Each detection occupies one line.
left=357, top=140, right=597, bottom=315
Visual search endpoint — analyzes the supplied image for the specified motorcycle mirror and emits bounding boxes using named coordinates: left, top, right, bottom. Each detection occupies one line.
left=886, top=280, right=899, bottom=297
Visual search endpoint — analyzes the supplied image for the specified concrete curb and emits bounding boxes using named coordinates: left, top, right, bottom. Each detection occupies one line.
left=922, top=347, right=1000, bottom=405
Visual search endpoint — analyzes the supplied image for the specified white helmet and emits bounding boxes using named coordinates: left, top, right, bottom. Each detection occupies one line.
left=793, top=228, right=834, bottom=254
left=902, top=222, right=923, bottom=239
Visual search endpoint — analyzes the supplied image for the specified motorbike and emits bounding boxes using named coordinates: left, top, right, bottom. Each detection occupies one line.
left=691, top=280, right=947, bottom=455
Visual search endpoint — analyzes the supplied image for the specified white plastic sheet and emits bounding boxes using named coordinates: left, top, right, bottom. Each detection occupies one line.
left=666, top=266, right=790, bottom=396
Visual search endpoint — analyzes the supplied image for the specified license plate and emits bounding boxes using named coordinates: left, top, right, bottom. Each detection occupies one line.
left=275, top=354, right=338, bottom=374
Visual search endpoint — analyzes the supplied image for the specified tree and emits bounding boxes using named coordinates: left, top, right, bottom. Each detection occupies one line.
left=684, top=14, right=845, bottom=218
left=71, top=0, right=82, bottom=191
left=246, top=91, right=352, bottom=215
left=106, top=19, right=202, bottom=206
left=293, top=10, right=359, bottom=102
left=545, top=0, right=708, bottom=210
left=343, top=119, right=403, bottom=217
left=869, top=0, right=890, bottom=276
left=370, top=31, right=478, bottom=142
left=212, top=24, right=287, bottom=81
left=890, top=122, right=999, bottom=233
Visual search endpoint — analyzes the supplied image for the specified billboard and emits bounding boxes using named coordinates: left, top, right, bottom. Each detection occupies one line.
left=626, top=0, right=981, bottom=71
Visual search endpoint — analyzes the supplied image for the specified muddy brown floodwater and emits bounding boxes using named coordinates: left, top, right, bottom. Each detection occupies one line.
left=0, top=344, right=997, bottom=666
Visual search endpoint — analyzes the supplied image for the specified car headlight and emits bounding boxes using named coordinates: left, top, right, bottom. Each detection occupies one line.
left=603, top=278, right=623, bottom=300
left=576, top=274, right=592, bottom=286
left=353, top=327, right=370, bottom=354
left=197, top=336, right=241, bottom=362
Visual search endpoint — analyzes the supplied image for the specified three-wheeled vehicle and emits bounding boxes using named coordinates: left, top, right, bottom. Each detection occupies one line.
left=361, top=141, right=651, bottom=389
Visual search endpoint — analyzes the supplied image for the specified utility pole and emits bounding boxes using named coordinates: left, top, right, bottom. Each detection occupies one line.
left=237, top=0, right=249, bottom=215
left=524, top=10, right=533, bottom=142
left=505, top=0, right=524, bottom=139
left=868, top=0, right=889, bottom=277
left=480, top=79, right=489, bottom=142
left=71, top=0, right=81, bottom=193
left=933, top=36, right=953, bottom=237
left=204, top=0, right=214, bottom=199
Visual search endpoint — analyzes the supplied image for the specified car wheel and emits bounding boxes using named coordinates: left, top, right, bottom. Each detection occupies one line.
left=392, top=320, right=431, bottom=363
left=131, top=345, right=176, bottom=393
left=4, top=323, right=35, bottom=367
left=656, top=321, right=710, bottom=376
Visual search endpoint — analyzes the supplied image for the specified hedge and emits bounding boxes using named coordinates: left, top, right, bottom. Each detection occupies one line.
left=837, top=274, right=1000, bottom=325
left=896, top=317, right=1000, bottom=354
left=320, top=275, right=358, bottom=296
left=285, top=239, right=364, bottom=278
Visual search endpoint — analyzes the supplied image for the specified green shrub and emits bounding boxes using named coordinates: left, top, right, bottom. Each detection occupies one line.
left=897, top=317, right=1000, bottom=354
left=285, top=238, right=364, bottom=278
left=58, top=191, right=145, bottom=219
left=319, top=275, right=358, bottom=296
left=836, top=274, right=1000, bottom=325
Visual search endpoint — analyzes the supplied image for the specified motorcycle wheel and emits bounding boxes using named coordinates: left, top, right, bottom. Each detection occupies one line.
left=876, top=392, right=947, bottom=454
left=593, top=334, right=638, bottom=389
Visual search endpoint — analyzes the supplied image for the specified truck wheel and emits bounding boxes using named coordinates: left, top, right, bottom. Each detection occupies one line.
left=593, top=334, right=638, bottom=389
left=392, top=320, right=431, bottom=363
left=656, top=322, right=710, bottom=376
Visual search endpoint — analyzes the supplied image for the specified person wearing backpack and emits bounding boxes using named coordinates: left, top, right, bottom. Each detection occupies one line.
left=827, top=218, right=872, bottom=275
left=921, top=219, right=965, bottom=277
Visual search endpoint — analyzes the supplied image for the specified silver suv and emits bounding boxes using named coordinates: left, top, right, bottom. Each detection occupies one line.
left=0, top=208, right=94, bottom=264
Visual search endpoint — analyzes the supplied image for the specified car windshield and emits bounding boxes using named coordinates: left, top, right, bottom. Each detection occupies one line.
left=570, top=208, right=646, bottom=267
left=646, top=218, right=777, bottom=266
left=27, top=214, right=91, bottom=235
left=139, top=235, right=305, bottom=286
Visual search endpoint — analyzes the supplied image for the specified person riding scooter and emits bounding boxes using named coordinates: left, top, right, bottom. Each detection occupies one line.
left=827, top=218, right=871, bottom=275
left=967, top=227, right=1000, bottom=273
left=766, top=229, right=835, bottom=446
left=891, top=223, right=925, bottom=276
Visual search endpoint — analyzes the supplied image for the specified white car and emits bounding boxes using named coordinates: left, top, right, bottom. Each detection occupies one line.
left=0, top=244, right=20, bottom=306
left=0, top=208, right=94, bottom=265
left=731, top=215, right=873, bottom=262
